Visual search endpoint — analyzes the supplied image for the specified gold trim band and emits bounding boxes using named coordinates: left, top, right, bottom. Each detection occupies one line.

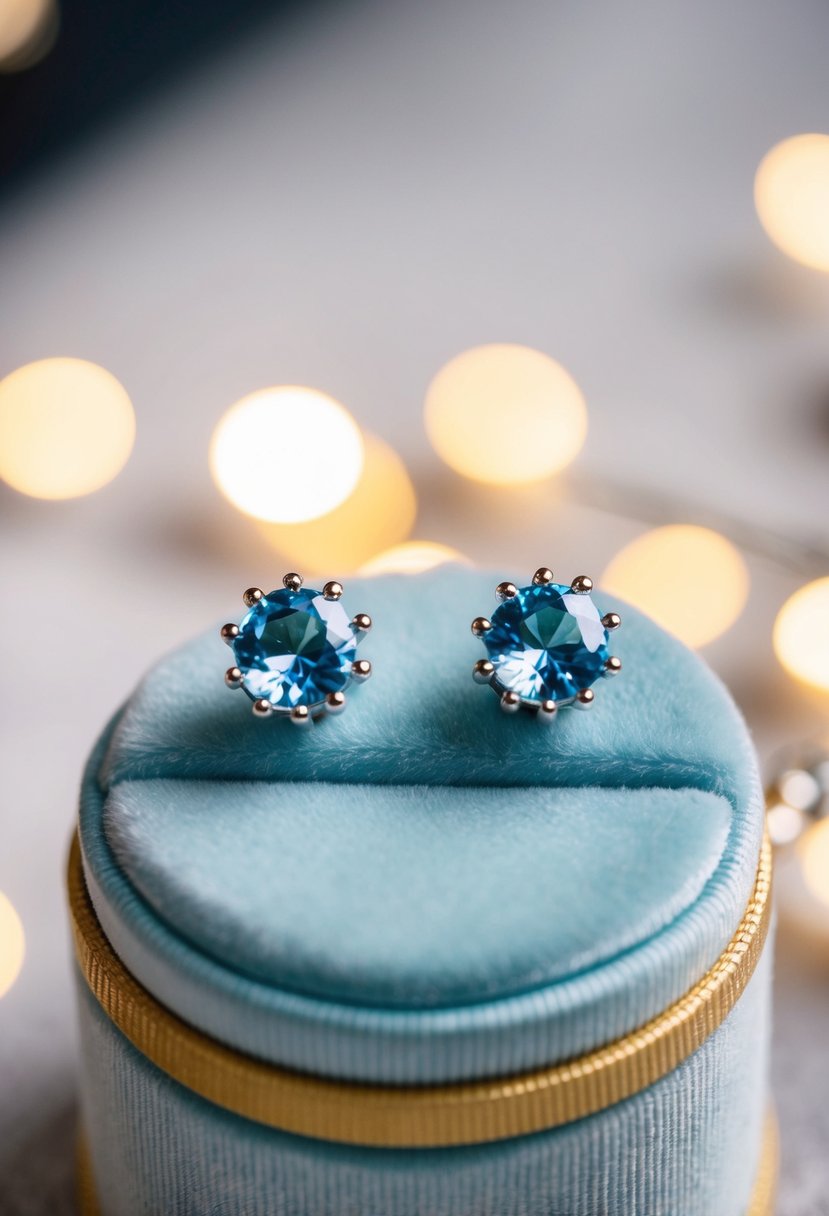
left=68, top=832, right=771, bottom=1149
left=76, top=1109, right=779, bottom=1216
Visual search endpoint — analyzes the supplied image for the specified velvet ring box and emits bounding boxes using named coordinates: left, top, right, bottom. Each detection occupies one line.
left=69, top=566, right=774, bottom=1216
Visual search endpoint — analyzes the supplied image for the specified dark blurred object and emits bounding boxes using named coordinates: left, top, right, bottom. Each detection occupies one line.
left=0, top=0, right=305, bottom=192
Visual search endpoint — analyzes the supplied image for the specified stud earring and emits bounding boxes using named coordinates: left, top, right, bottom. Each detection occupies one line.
left=221, top=574, right=372, bottom=725
left=471, top=567, right=621, bottom=721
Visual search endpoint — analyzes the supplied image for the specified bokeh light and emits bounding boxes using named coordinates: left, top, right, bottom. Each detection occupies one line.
left=210, top=387, right=364, bottom=524
left=799, top=818, right=829, bottom=910
left=0, top=358, right=135, bottom=499
left=755, top=134, right=829, bottom=272
left=602, top=525, right=749, bottom=648
left=0, top=0, right=57, bottom=72
left=424, top=344, right=587, bottom=486
left=257, top=434, right=417, bottom=574
left=360, top=541, right=469, bottom=576
left=773, top=577, right=829, bottom=694
left=0, top=892, right=25, bottom=999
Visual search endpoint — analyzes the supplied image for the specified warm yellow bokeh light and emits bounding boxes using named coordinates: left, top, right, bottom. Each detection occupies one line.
left=799, top=818, right=829, bottom=909
left=602, top=525, right=749, bottom=649
left=755, top=134, right=829, bottom=272
left=424, top=344, right=587, bottom=486
left=0, top=0, right=57, bottom=71
left=257, top=434, right=417, bottom=574
left=0, top=358, right=135, bottom=499
left=210, top=387, right=364, bottom=525
left=0, top=892, right=25, bottom=999
left=773, top=578, right=829, bottom=694
left=360, top=541, right=470, bottom=576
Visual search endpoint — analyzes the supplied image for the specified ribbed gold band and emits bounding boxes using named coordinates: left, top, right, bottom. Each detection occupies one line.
left=75, top=1109, right=779, bottom=1216
left=68, top=832, right=771, bottom=1149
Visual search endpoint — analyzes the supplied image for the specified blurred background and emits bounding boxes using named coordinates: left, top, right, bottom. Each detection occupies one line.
left=1, top=1, right=828, bottom=1211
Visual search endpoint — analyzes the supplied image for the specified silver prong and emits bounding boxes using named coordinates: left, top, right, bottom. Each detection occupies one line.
left=533, top=568, right=554, bottom=586
left=351, top=613, right=372, bottom=635
left=352, top=659, right=372, bottom=682
left=283, top=572, right=303, bottom=592
left=225, top=666, right=243, bottom=689
left=243, top=587, right=264, bottom=608
left=323, top=580, right=344, bottom=601
left=220, top=623, right=240, bottom=645
left=473, top=658, right=495, bottom=684
left=538, top=699, right=558, bottom=722
left=602, top=611, right=621, bottom=631
left=471, top=616, right=492, bottom=637
left=252, top=698, right=272, bottom=717
left=496, top=581, right=518, bottom=601
left=570, top=576, right=593, bottom=595
left=325, top=691, right=346, bottom=714
left=290, top=705, right=312, bottom=727
left=604, top=656, right=622, bottom=678
left=500, top=691, right=521, bottom=714
left=574, top=688, right=595, bottom=709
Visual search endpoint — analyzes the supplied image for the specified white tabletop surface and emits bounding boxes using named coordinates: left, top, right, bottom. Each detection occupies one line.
left=1, top=1, right=828, bottom=1210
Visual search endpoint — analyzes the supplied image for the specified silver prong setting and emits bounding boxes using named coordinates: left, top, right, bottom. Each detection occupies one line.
left=290, top=705, right=312, bottom=727
left=471, top=616, right=492, bottom=637
left=570, top=575, right=593, bottom=595
left=325, top=691, right=347, bottom=715
left=351, top=613, right=372, bottom=635
left=323, top=580, right=344, bottom=601
left=225, top=666, right=243, bottom=689
left=252, top=698, right=272, bottom=717
left=602, top=611, right=621, bottom=631
left=243, top=587, right=264, bottom=608
left=500, top=691, right=521, bottom=714
left=575, top=688, right=595, bottom=709
left=496, top=581, right=518, bottom=601
left=352, top=659, right=372, bottom=682
left=604, top=656, right=622, bottom=678
left=473, top=658, right=495, bottom=684
left=533, top=567, right=554, bottom=586
left=220, top=623, right=239, bottom=645
left=538, top=699, right=558, bottom=722
left=283, top=572, right=303, bottom=592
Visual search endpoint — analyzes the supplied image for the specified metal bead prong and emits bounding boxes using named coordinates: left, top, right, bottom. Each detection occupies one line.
left=290, top=705, right=312, bottom=727
left=533, top=568, right=554, bottom=586
left=323, top=580, right=344, bottom=601
left=604, top=656, right=622, bottom=678
left=473, top=658, right=495, bottom=684
left=471, top=616, right=492, bottom=637
left=575, top=688, right=595, bottom=709
left=496, top=581, right=518, bottom=601
left=283, top=572, right=303, bottom=592
left=220, top=623, right=240, bottom=645
left=325, top=691, right=346, bottom=714
left=252, top=698, right=272, bottom=717
left=243, top=587, right=264, bottom=608
left=538, top=699, right=558, bottom=722
left=225, top=667, right=243, bottom=689
left=602, top=611, right=621, bottom=631
left=352, top=659, right=372, bottom=682
left=570, top=576, right=593, bottom=595
left=500, top=691, right=521, bottom=714
left=351, top=613, right=372, bottom=635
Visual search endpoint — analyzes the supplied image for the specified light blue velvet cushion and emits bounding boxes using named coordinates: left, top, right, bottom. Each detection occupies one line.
left=78, top=566, right=765, bottom=1083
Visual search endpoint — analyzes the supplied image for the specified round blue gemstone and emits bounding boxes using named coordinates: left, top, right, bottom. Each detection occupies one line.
left=484, top=583, right=609, bottom=704
left=232, top=588, right=358, bottom=711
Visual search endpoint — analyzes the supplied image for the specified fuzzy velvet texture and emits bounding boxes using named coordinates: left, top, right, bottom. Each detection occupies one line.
left=78, top=565, right=765, bottom=1083
left=76, top=947, right=771, bottom=1216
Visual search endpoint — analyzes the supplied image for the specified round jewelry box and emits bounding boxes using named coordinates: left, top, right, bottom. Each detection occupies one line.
left=69, top=566, right=774, bottom=1216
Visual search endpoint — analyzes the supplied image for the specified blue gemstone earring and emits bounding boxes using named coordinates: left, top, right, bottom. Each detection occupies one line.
left=471, top=568, right=621, bottom=720
left=221, top=574, right=372, bottom=725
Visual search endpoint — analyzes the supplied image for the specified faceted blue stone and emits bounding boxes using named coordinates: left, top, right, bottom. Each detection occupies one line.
left=232, top=588, right=358, bottom=711
left=484, top=582, right=609, bottom=704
